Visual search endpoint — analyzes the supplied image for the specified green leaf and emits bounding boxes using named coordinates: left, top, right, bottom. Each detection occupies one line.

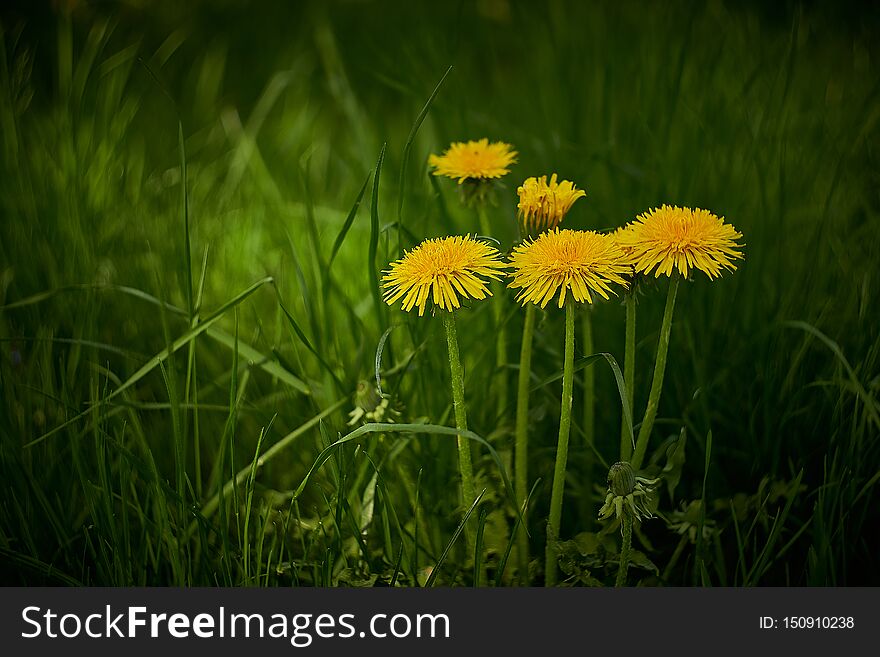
left=628, top=549, right=659, bottom=575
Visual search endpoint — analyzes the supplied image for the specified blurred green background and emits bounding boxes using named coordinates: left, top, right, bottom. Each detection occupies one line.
left=1, top=0, right=878, bottom=586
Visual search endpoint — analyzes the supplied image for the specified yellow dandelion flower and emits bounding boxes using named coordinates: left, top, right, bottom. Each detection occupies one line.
left=428, top=138, right=518, bottom=184
left=611, top=223, right=640, bottom=271
left=617, top=205, right=744, bottom=279
left=612, top=223, right=637, bottom=251
left=517, top=173, right=586, bottom=235
left=382, top=235, right=506, bottom=316
left=508, top=228, right=629, bottom=309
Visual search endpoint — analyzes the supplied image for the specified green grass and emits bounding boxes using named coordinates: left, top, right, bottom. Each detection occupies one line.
left=1, top=0, right=878, bottom=586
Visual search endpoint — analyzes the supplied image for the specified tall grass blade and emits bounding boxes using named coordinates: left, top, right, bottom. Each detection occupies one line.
left=328, top=172, right=371, bottom=270
left=369, top=144, right=388, bottom=330
left=290, top=423, right=519, bottom=525
left=27, top=277, right=275, bottom=446
left=425, top=488, right=486, bottom=587
left=396, top=65, right=453, bottom=254
left=694, top=429, right=712, bottom=585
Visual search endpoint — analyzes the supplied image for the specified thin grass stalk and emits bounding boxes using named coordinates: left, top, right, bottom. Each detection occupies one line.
left=515, top=303, right=536, bottom=584
left=478, top=205, right=508, bottom=420
left=581, top=305, right=595, bottom=530
left=441, top=311, right=476, bottom=553
left=545, top=301, right=575, bottom=586
left=582, top=306, right=595, bottom=449
left=621, top=291, right=636, bottom=460
left=631, top=275, right=679, bottom=470
left=615, top=511, right=633, bottom=587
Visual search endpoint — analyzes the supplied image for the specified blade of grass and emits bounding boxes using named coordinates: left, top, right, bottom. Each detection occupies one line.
left=242, top=418, right=272, bottom=584
left=784, top=320, right=880, bottom=427
left=533, top=352, right=635, bottom=462
left=390, top=540, right=405, bottom=587
left=495, top=479, right=542, bottom=586
left=473, top=507, right=488, bottom=587
left=411, top=467, right=423, bottom=584
left=206, top=328, right=308, bottom=394
left=746, top=469, right=805, bottom=585
left=374, top=324, right=400, bottom=396
left=5, top=284, right=308, bottom=394
left=193, top=397, right=348, bottom=526
left=274, top=286, right=343, bottom=390
left=26, top=277, right=275, bottom=447
left=290, top=421, right=522, bottom=528
left=0, top=547, right=83, bottom=586
left=425, top=488, right=486, bottom=587
left=328, top=171, right=371, bottom=270
left=729, top=498, right=749, bottom=586
left=396, top=65, right=453, bottom=255
left=693, top=429, right=712, bottom=585
left=178, top=119, right=193, bottom=318
left=369, top=143, right=387, bottom=330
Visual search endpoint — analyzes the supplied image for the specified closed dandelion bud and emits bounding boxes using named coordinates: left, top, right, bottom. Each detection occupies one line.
left=608, top=461, right=636, bottom=497
left=354, top=380, right=382, bottom=413
left=516, top=173, right=586, bottom=238
left=347, top=380, right=401, bottom=426
left=598, top=461, right=660, bottom=525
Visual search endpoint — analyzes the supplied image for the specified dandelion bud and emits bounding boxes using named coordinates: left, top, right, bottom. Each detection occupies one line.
left=516, top=174, right=586, bottom=237
left=608, top=461, right=636, bottom=497
left=599, top=462, right=660, bottom=524
left=354, top=380, right=382, bottom=413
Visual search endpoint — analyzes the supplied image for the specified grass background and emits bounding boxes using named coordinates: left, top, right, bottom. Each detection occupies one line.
left=1, top=0, right=878, bottom=586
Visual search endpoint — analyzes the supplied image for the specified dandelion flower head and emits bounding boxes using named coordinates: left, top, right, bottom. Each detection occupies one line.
left=617, top=205, right=744, bottom=279
left=517, top=174, right=586, bottom=235
left=508, top=228, right=629, bottom=309
left=382, top=235, right=506, bottom=316
left=612, top=223, right=640, bottom=272
left=428, top=138, right=518, bottom=184
left=612, top=223, right=638, bottom=252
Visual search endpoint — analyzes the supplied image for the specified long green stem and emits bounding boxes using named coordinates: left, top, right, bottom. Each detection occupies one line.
left=631, top=276, right=679, bottom=470
left=478, top=205, right=508, bottom=421
left=545, top=301, right=575, bottom=586
left=441, top=311, right=476, bottom=552
left=615, top=511, right=633, bottom=587
left=621, top=291, right=636, bottom=460
left=515, top=303, right=537, bottom=584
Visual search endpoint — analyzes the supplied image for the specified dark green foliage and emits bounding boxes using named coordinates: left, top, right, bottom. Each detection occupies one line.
left=0, top=0, right=878, bottom=586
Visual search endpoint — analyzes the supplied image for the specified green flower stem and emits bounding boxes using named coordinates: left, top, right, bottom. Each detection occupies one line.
left=478, top=205, right=508, bottom=420
left=631, top=275, right=679, bottom=471
left=620, top=291, right=636, bottom=461
left=515, top=302, right=537, bottom=584
left=615, top=511, right=633, bottom=587
left=545, top=300, right=576, bottom=587
left=441, top=311, right=477, bottom=553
